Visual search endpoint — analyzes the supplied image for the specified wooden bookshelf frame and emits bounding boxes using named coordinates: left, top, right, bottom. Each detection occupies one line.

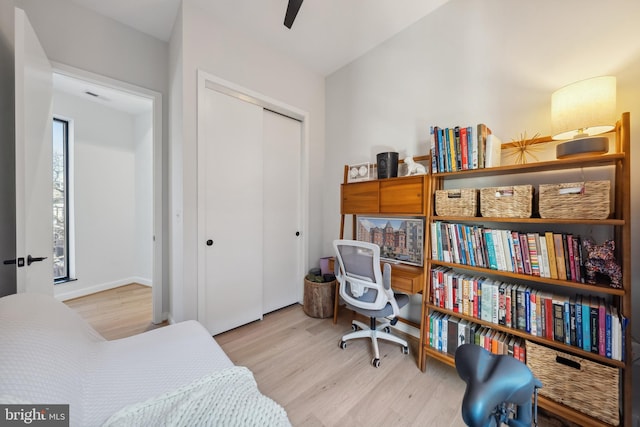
left=420, top=113, right=632, bottom=426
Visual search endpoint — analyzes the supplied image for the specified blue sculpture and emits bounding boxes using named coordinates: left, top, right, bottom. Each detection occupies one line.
left=455, top=344, right=543, bottom=427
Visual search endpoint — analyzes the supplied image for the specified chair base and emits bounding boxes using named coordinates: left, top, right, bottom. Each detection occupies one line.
left=339, top=317, right=409, bottom=367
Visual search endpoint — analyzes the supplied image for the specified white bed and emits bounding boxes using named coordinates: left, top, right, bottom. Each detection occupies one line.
left=0, top=292, right=290, bottom=427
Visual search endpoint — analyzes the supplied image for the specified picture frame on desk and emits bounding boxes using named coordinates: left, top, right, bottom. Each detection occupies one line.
left=347, top=162, right=376, bottom=182
left=356, top=215, right=425, bottom=267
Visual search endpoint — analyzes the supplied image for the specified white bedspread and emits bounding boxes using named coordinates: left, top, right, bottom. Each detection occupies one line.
left=102, top=366, right=291, bottom=427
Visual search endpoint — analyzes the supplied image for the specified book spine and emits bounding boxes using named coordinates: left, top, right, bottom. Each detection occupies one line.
left=430, top=222, right=439, bottom=261
left=573, top=236, right=583, bottom=283
left=535, top=291, right=542, bottom=337
left=530, top=290, right=538, bottom=336
left=575, top=295, right=583, bottom=349
left=544, top=295, right=554, bottom=340
left=544, top=231, right=558, bottom=279
left=468, top=127, right=477, bottom=170
left=605, top=306, right=612, bottom=359
left=498, top=283, right=506, bottom=326
left=430, top=126, right=438, bottom=174
left=598, top=299, right=606, bottom=356
left=562, top=234, right=572, bottom=281
left=519, top=234, right=532, bottom=275
left=448, top=128, right=456, bottom=172
left=465, top=226, right=476, bottom=267
left=460, top=126, right=469, bottom=170
left=567, top=235, right=577, bottom=282
left=437, top=127, right=445, bottom=173
left=501, top=230, right=515, bottom=272
left=484, top=230, right=498, bottom=270
left=537, top=234, right=550, bottom=278
left=590, top=297, right=599, bottom=353
left=552, top=296, right=565, bottom=343
left=516, top=286, right=526, bottom=331
left=511, top=232, right=524, bottom=274
left=554, top=233, right=567, bottom=280
left=525, top=287, right=531, bottom=333
left=582, top=299, right=591, bottom=352
left=491, top=282, right=500, bottom=324
left=563, top=298, right=571, bottom=345
left=505, top=284, right=512, bottom=328
left=527, top=233, right=540, bottom=277
left=492, top=230, right=506, bottom=271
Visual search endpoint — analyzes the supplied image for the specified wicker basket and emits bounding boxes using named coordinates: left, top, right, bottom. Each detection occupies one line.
left=479, top=185, right=533, bottom=218
left=539, top=181, right=610, bottom=219
left=435, top=189, right=478, bottom=216
left=526, top=340, right=619, bottom=425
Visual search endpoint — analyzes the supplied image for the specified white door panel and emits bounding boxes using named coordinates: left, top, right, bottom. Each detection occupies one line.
left=262, top=111, right=302, bottom=313
left=15, top=8, right=53, bottom=294
left=201, top=88, right=263, bottom=335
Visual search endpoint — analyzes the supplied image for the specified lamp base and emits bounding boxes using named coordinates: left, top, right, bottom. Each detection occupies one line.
left=556, top=136, right=609, bottom=159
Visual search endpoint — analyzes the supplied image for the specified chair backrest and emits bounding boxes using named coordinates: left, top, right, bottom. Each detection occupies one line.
left=333, top=240, right=396, bottom=313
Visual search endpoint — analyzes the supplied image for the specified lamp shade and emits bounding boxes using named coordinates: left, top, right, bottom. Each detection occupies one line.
left=551, top=76, right=616, bottom=140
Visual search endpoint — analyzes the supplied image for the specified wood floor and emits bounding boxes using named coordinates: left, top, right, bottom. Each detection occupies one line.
left=65, top=285, right=573, bottom=427
left=63, top=283, right=167, bottom=340
left=216, top=305, right=468, bottom=427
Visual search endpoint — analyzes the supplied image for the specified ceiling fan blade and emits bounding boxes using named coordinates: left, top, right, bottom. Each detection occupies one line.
left=284, top=0, right=303, bottom=29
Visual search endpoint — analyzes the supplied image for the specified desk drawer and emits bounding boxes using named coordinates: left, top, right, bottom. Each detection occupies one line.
left=391, top=266, right=423, bottom=294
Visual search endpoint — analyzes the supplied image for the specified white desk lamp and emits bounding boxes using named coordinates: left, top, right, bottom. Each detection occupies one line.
left=551, top=76, right=616, bottom=159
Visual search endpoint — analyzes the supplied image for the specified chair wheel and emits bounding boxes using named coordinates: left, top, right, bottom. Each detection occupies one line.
left=372, top=358, right=380, bottom=368
left=383, top=326, right=391, bottom=333
left=351, top=324, right=358, bottom=331
left=402, top=346, right=409, bottom=355
left=339, top=340, right=347, bottom=349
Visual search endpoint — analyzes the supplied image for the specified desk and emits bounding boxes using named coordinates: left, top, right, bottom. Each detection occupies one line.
left=328, top=257, right=423, bottom=324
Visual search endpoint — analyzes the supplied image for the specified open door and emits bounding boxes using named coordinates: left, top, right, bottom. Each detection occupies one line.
left=14, top=8, right=53, bottom=294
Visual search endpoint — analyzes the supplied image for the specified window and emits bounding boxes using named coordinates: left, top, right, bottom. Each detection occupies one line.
left=52, top=118, right=69, bottom=282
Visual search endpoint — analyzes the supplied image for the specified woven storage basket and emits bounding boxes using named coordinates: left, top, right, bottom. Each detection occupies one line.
left=526, top=340, right=619, bottom=425
left=539, top=181, right=610, bottom=219
left=480, top=185, right=533, bottom=218
left=435, top=189, right=478, bottom=216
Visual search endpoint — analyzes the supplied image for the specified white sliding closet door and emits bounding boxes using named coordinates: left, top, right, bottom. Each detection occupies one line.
left=201, top=88, right=263, bottom=335
left=262, top=110, right=302, bottom=313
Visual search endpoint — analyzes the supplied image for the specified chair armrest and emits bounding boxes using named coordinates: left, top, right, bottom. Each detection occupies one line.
left=382, top=263, right=392, bottom=290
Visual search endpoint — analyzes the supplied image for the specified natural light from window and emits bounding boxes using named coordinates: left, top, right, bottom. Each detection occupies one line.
left=53, top=118, right=68, bottom=282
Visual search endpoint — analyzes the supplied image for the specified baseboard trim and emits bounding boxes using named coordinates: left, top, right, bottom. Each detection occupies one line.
left=54, top=277, right=151, bottom=301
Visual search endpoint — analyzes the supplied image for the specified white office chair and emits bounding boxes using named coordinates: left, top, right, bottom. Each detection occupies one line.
left=333, top=239, right=410, bottom=367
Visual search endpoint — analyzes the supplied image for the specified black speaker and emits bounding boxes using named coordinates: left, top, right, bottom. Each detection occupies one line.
left=376, top=152, right=399, bottom=179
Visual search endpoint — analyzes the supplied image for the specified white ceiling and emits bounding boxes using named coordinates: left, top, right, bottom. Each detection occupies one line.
left=53, top=73, right=153, bottom=116
left=69, top=0, right=449, bottom=76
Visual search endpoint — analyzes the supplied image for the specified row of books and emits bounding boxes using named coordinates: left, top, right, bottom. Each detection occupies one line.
left=431, top=221, right=590, bottom=283
left=429, top=124, right=498, bottom=173
left=429, top=267, right=628, bottom=361
left=428, top=311, right=526, bottom=362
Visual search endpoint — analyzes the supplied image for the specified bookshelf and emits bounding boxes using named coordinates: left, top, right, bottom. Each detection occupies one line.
left=420, top=113, right=631, bottom=426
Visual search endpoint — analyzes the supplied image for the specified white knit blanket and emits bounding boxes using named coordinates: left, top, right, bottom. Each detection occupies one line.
left=102, top=366, right=291, bottom=427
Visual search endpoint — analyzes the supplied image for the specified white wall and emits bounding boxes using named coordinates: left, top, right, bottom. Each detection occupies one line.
left=17, top=0, right=170, bottom=310
left=169, top=0, right=326, bottom=322
left=325, top=0, right=640, bottom=333
left=134, top=111, right=153, bottom=283
left=52, top=90, right=152, bottom=299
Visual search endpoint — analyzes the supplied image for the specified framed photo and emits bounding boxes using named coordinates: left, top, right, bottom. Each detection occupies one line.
left=355, top=215, right=425, bottom=266
left=347, top=162, right=373, bottom=182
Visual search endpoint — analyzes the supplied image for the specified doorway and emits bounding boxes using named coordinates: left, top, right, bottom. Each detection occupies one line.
left=51, top=64, right=164, bottom=324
